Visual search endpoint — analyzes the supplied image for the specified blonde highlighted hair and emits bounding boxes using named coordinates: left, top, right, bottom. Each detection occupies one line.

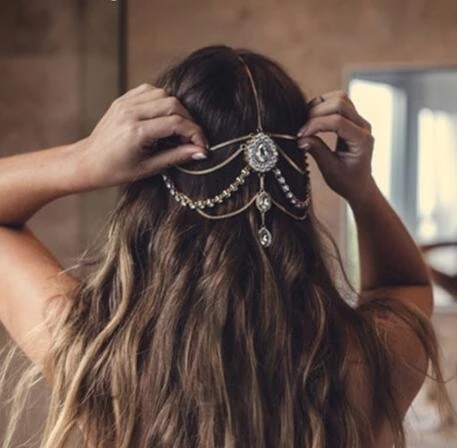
left=1, top=46, right=450, bottom=447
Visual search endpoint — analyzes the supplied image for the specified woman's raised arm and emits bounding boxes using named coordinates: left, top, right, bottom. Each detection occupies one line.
left=297, top=91, right=434, bottom=433
left=297, top=90, right=432, bottom=316
left=0, top=84, right=207, bottom=370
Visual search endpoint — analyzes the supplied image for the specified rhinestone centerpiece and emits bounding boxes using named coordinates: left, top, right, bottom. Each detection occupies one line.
left=245, top=132, right=278, bottom=173
left=160, top=55, right=312, bottom=251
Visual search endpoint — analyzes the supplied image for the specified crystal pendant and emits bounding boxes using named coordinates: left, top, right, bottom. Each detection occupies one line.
left=258, top=226, right=272, bottom=247
left=256, top=191, right=272, bottom=213
left=245, top=132, right=278, bottom=172
left=257, top=143, right=268, bottom=162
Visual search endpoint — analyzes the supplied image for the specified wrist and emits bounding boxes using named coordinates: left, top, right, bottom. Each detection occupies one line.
left=56, top=138, right=98, bottom=194
left=346, top=177, right=380, bottom=213
left=0, top=139, right=97, bottom=226
left=65, top=137, right=112, bottom=193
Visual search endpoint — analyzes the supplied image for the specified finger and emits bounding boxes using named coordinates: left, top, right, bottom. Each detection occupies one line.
left=308, top=90, right=347, bottom=107
left=118, top=85, right=168, bottom=106
left=297, top=114, right=372, bottom=149
left=127, top=87, right=170, bottom=105
left=118, top=83, right=153, bottom=100
left=297, top=136, right=335, bottom=170
left=130, top=97, right=194, bottom=122
left=140, top=144, right=208, bottom=175
left=112, top=85, right=168, bottom=111
left=138, top=115, right=208, bottom=149
left=307, top=90, right=358, bottom=118
left=308, top=95, right=326, bottom=108
left=122, top=83, right=164, bottom=100
left=307, top=96, right=371, bottom=130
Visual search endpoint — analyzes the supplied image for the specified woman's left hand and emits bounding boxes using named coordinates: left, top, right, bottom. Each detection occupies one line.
left=297, top=91, right=375, bottom=206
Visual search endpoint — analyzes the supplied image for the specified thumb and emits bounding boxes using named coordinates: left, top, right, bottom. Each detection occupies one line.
left=298, top=136, right=335, bottom=173
left=140, top=144, right=208, bottom=176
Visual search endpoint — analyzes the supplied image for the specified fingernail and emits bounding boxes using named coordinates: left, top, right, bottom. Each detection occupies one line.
left=192, top=152, right=208, bottom=160
left=298, top=141, right=310, bottom=150
left=297, top=127, right=307, bottom=137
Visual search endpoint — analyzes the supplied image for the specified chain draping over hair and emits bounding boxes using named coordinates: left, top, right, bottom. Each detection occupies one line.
left=161, top=55, right=311, bottom=247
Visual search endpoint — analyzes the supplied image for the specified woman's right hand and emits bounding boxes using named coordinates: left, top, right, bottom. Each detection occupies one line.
left=79, top=83, right=208, bottom=188
left=296, top=91, right=376, bottom=206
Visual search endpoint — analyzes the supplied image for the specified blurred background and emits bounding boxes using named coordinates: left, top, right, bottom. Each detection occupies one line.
left=1, top=0, right=457, bottom=446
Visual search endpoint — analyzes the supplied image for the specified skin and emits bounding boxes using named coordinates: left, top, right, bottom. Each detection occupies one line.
left=298, top=91, right=432, bottom=446
left=0, top=85, right=432, bottom=447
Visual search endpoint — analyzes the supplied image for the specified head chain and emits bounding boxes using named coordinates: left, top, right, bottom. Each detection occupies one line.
left=161, top=55, right=311, bottom=247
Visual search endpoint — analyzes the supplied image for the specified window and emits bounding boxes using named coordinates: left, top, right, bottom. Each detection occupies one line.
left=346, top=79, right=405, bottom=286
left=347, top=70, right=457, bottom=305
left=417, top=108, right=457, bottom=243
left=349, top=80, right=397, bottom=199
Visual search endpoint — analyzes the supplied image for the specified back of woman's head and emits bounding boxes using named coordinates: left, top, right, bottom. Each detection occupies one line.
left=38, top=46, right=425, bottom=448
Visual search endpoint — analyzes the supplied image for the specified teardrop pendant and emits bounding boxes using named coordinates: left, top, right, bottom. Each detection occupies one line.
left=258, top=226, right=272, bottom=247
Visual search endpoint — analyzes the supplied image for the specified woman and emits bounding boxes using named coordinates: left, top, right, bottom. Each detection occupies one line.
left=0, top=45, right=445, bottom=447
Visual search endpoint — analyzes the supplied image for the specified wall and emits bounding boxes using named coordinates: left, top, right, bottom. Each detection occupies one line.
left=0, top=2, right=81, bottom=443
left=0, top=0, right=82, bottom=264
left=0, top=1, right=118, bottom=444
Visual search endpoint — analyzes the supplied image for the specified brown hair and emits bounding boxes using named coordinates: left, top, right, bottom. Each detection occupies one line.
left=3, top=45, right=448, bottom=448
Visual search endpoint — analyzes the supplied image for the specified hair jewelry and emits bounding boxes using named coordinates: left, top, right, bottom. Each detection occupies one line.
left=161, top=56, right=311, bottom=248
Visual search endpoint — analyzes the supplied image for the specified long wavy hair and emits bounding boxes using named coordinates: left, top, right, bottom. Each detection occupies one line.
left=2, top=46, right=448, bottom=447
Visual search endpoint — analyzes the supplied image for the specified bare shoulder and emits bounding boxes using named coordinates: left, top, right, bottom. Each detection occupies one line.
left=373, top=302, right=429, bottom=410
left=358, top=286, right=433, bottom=398
left=346, top=293, right=433, bottom=447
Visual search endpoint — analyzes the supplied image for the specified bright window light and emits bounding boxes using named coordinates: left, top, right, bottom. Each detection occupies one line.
left=346, top=80, right=398, bottom=286
left=349, top=80, right=396, bottom=200
left=417, top=108, right=457, bottom=243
